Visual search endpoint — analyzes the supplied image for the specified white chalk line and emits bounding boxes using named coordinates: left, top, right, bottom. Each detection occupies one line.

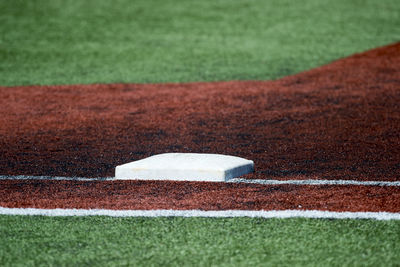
left=2, top=175, right=399, bottom=220
left=229, top=178, right=400, bottom=186
left=1, top=175, right=400, bottom=186
left=0, top=207, right=399, bottom=220
left=0, top=175, right=114, bottom=181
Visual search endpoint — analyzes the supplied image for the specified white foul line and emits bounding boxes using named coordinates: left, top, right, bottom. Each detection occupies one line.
left=228, top=178, right=400, bottom=186
left=0, top=175, right=114, bottom=181
left=1, top=175, right=400, bottom=186
left=0, top=207, right=399, bottom=220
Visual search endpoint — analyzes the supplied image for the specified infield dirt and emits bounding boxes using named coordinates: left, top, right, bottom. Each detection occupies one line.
left=0, top=43, right=399, bottom=181
left=1, top=179, right=400, bottom=212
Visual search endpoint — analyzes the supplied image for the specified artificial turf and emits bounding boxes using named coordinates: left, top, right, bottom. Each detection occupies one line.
left=1, top=216, right=400, bottom=266
left=2, top=0, right=400, bottom=266
left=1, top=0, right=399, bottom=86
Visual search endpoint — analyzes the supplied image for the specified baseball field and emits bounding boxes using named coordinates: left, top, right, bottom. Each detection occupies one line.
left=1, top=0, right=400, bottom=265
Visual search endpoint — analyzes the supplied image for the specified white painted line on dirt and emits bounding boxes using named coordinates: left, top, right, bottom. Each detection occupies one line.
left=1, top=175, right=400, bottom=186
left=0, top=175, right=114, bottom=181
left=115, top=153, right=254, bottom=182
left=0, top=207, right=399, bottom=220
left=229, top=178, right=400, bottom=187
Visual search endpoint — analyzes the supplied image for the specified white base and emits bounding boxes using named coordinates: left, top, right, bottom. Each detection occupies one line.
left=115, top=153, right=254, bottom=182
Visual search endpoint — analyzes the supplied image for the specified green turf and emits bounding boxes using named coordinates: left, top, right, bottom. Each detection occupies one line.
left=1, top=0, right=399, bottom=86
left=1, top=1, right=400, bottom=265
left=1, top=216, right=399, bottom=266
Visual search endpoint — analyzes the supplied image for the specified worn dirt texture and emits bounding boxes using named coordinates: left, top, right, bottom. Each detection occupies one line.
left=1, top=179, right=400, bottom=212
left=0, top=43, right=399, bottom=181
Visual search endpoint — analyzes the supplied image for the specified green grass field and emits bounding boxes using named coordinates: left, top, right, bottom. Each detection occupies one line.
left=1, top=0, right=399, bottom=86
left=1, top=216, right=400, bottom=266
left=1, top=0, right=400, bottom=265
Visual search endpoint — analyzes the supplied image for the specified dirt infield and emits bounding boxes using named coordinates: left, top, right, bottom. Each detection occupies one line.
left=1, top=179, right=400, bottom=212
left=0, top=43, right=399, bottom=181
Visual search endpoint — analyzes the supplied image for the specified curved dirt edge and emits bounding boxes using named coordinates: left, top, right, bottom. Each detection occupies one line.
left=0, top=43, right=399, bottom=181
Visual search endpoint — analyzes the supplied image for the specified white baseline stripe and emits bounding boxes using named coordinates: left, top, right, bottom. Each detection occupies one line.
left=0, top=175, right=114, bottom=181
left=0, top=207, right=399, bottom=220
left=229, top=178, right=400, bottom=187
left=1, top=175, right=400, bottom=186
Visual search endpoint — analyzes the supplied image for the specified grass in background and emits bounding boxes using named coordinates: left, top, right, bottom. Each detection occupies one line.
left=1, top=215, right=400, bottom=266
left=1, top=1, right=400, bottom=265
left=0, top=0, right=399, bottom=86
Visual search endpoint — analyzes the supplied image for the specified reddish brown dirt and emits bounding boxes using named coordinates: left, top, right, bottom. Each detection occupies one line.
left=1, top=179, right=400, bottom=212
left=0, top=43, right=400, bottom=181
